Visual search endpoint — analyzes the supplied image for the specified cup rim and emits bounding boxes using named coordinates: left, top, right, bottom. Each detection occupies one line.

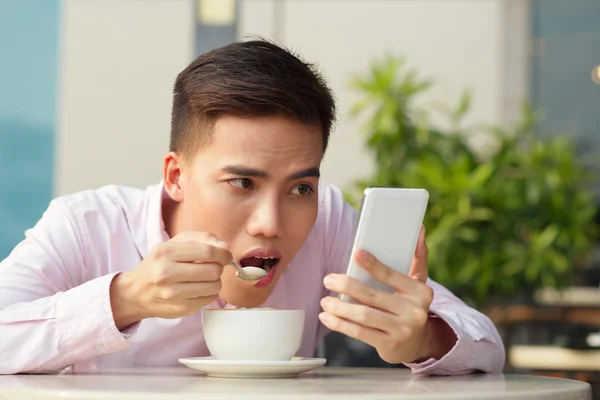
left=203, top=308, right=304, bottom=313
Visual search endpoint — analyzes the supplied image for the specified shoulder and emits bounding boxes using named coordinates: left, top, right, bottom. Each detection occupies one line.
left=317, top=180, right=348, bottom=211
left=316, top=180, right=358, bottom=239
left=312, top=180, right=358, bottom=273
left=55, top=184, right=147, bottom=213
left=41, top=183, right=157, bottom=255
left=35, top=183, right=158, bottom=272
left=50, top=184, right=152, bottom=225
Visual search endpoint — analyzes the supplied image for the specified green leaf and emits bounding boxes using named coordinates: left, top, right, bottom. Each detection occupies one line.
left=457, top=195, right=471, bottom=219
left=469, top=163, right=495, bottom=188
left=469, top=207, right=494, bottom=221
left=535, top=225, right=559, bottom=249
left=457, top=227, right=479, bottom=242
left=453, top=89, right=472, bottom=121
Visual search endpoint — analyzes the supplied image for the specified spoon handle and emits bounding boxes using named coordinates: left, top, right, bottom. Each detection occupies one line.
left=231, top=261, right=244, bottom=274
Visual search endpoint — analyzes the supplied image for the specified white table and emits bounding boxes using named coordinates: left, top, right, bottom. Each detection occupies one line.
left=0, top=367, right=591, bottom=400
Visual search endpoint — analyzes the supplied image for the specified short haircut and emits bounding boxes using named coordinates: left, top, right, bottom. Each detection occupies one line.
left=169, top=39, right=336, bottom=158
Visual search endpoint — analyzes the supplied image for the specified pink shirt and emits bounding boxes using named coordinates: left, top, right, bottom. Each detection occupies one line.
left=0, top=181, right=505, bottom=375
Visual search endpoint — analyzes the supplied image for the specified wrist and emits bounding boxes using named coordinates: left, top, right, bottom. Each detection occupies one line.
left=110, top=271, right=145, bottom=330
left=415, top=314, right=457, bottom=362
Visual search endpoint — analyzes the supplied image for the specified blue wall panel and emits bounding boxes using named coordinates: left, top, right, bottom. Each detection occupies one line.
left=530, top=0, right=600, bottom=200
left=0, top=0, right=59, bottom=259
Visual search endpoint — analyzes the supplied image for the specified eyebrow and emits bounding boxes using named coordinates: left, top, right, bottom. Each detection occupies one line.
left=222, top=165, right=320, bottom=181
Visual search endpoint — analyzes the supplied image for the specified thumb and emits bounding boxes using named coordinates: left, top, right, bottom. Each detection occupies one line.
left=171, top=231, right=231, bottom=250
left=408, top=225, right=428, bottom=284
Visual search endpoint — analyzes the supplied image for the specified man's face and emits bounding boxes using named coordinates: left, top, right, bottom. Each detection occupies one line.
left=164, top=115, right=323, bottom=307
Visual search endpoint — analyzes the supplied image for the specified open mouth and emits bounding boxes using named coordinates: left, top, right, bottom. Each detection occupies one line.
left=239, top=256, right=280, bottom=273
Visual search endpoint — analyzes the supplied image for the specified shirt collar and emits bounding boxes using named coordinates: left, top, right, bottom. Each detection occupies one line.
left=145, top=180, right=171, bottom=256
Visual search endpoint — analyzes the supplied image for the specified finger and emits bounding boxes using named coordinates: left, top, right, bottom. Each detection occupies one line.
left=408, top=225, right=428, bottom=283
left=320, top=296, right=398, bottom=333
left=173, top=262, right=224, bottom=283
left=354, top=249, right=420, bottom=294
left=323, top=274, right=402, bottom=315
left=318, top=312, right=385, bottom=349
left=171, top=231, right=231, bottom=251
left=160, top=281, right=222, bottom=300
left=167, top=295, right=220, bottom=317
left=152, top=241, right=232, bottom=265
left=186, top=294, right=219, bottom=309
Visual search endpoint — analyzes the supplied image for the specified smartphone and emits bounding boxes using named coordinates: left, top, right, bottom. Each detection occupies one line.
left=340, top=187, right=429, bottom=303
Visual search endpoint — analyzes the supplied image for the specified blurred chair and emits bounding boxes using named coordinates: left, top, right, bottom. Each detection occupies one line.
left=487, top=286, right=600, bottom=397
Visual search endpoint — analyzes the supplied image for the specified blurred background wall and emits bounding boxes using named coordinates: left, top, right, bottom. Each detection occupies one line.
left=56, top=0, right=194, bottom=195
left=0, top=0, right=59, bottom=257
left=54, top=0, right=531, bottom=194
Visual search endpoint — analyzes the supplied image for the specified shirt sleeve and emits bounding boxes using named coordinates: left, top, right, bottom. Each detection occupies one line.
left=404, top=279, right=505, bottom=375
left=0, top=198, right=137, bottom=374
left=316, top=182, right=505, bottom=375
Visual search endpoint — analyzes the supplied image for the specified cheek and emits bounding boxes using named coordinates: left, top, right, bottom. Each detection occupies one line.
left=181, top=188, right=244, bottom=239
left=283, top=199, right=318, bottom=242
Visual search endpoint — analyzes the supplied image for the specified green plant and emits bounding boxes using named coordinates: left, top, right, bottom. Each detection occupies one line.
left=346, top=57, right=598, bottom=307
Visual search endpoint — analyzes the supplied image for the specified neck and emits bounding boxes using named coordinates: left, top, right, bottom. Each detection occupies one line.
left=161, top=190, right=182, bottom=239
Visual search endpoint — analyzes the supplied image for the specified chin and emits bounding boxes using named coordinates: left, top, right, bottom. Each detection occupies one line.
left=217, top=262, right=285, bottom=308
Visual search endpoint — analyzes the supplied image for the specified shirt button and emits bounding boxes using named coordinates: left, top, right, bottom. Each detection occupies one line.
left=96, top=345, right=107, bottom=354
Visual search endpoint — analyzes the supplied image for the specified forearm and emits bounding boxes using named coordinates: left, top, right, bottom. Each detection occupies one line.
left=0, top=273, right=135, bottom=374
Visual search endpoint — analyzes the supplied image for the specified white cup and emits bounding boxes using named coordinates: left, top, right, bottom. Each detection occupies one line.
left=202, top=308, right=305, bottom=361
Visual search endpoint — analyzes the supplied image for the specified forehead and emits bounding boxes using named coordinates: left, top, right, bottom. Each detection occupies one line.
left=201, top=115, right=324, bottom=160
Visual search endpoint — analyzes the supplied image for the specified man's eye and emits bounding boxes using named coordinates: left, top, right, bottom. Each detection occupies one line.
left=291, top=184, right=313, bottom=196
left=229, top=178, right=254, bottom=189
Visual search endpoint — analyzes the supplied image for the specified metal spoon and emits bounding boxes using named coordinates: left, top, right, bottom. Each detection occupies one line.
left=231, top=261, right=268, bottom=282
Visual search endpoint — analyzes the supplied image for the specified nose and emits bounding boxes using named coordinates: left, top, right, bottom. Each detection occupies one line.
left=246, top=197, right=283, bottom=238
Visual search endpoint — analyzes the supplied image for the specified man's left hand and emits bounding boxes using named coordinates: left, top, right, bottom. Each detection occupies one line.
left=319, top=226, right=449, bottom=364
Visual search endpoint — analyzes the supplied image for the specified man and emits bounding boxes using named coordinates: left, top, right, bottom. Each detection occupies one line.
left=0, top=40, right=504, bottom=375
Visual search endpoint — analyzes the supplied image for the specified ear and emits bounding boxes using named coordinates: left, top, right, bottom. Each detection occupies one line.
left=163, top=151, right=185, bottom=202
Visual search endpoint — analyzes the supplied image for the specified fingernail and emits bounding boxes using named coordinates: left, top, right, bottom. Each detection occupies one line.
left=320, top=297, right=329, bottom=307
left=356, top=249, right=369, bottom=262
left=323, top=275, right=335, bottom=287
left=211, top=239, right=229, bottom=250
left=318, top=312, right=329, bottom=321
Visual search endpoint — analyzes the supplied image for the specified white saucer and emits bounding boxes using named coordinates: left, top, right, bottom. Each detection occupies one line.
left=178, top=356, right=327, bottom=379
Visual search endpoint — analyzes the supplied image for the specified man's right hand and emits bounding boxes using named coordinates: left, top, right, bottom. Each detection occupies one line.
left=110, top=232, right=232, bottom=329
